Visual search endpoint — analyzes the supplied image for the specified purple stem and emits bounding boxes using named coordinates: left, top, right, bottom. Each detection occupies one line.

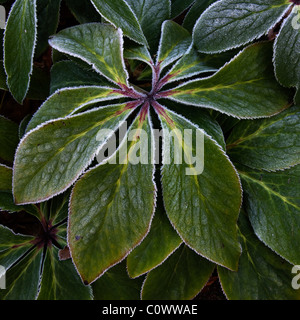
left=115, top=83, right=146, bottom=100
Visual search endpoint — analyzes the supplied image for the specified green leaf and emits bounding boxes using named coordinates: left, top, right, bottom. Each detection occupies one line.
left=227, top=105, right=300, bottom=171
left=4, top=0, right=37, bottom=103
left=0, top=164, right=12, bottom=191
left=127, top=206, right=182, bottom=278
left=156, top=105, right=242, bottom=270
left=0, top=116, right=19, bottom=164
left=0, top=225, right=35, bottom=269
left=162, top=46, right=218, bottom=85
left=65, top=0, right=101, bottom=23
left=35, top=0, right=61, bottom=57
left=162, top=100, right=226, bottom=150
left=90, top=0, right=148, bottom=46
left=50, top=60, right=114, bottom=94
left=125, top=0, right=171, bottom=51
left=274, top=7, right=300, bottom=103
left=49, top=23, right=129, bottom=87
left=68, top=107, right=156, bottom=284
left=0, top=174, right=40, bottom=214
left=193, top=0, right=291, bottom=54
left=163, top=42, right=291, bottom=119
left=92, top=260, right=144, bottom=300
left=26, top=86, right=124, bottom=132
left=218, top=210, right=300, bottom=300
left=162, top=46, right=239, bottom=87
left=141, top=245, right=215, bottom=300
left=124, top=44, right=153, bottom=66
left=37, top=246, right=93, bottom=300
left=157, top=20, right=192, bottom=72
left=0, top=248, right=42, bottom=300
left=183, top=0, right=216, bottom=32
left=238, top=164, right=300, bottom=265
left=14, top=103, right=137, bottom=204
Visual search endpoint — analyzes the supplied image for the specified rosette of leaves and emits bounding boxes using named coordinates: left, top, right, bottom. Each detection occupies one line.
left=2, top=0, right=299, bottom=300
left=0, top=155, right=92, bottom=299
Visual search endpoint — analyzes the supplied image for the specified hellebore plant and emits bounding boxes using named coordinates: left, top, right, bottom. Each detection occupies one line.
left=0, top=0, right=299, bottom=300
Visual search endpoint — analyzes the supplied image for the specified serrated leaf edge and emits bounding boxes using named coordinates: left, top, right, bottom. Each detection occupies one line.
left=227, top=107, right=300, bottom=172
left=192, top=0, right=292, bottom=54
left=13, top=103, right=138, bottom=205
left=90, top=0, right=148, bottom=47
left=273, top=10, right=299, bottom=89
left=140, top=244, right=216, bottom=300
left=239, top=168, right=300, bottom=265
left=126, top=240, right=183, bottom=279
left=153, top=104, right=243, bottom=271
left=156, top=20, right=192, bottom=71
left=162, top=43, right=218, bottom=87
left=49, top=23, right=130, bottom=88
left=25, top=85, right=124, bottom=133
left=67, top=108, right=157, bottom=285
left=163, top=41, right=292, bottom=119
